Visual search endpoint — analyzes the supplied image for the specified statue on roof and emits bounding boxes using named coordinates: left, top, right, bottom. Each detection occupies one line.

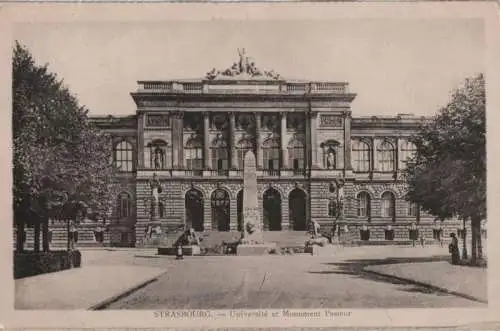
left=205, top=49, right=281, bottom=80
left=238, top=48, right=249, bottom=74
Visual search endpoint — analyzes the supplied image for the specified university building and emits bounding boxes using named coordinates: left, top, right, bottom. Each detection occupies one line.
left=85, top=53, right=459, bottom=248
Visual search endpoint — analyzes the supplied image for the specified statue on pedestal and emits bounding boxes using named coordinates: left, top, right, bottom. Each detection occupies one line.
left=149, top=173, right=162, bottom=219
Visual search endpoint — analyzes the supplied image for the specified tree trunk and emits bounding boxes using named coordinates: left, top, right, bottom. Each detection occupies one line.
left=34, top=220, right=40, bottom=253
left=42, top=216, right=50, bottom=252
left=478, top=226, right=483, bottom=260
left=462, top=218, right=468, bottom=260
left=16, top=220, right=25, bottom=253
left=470, top=216, right=480, bottom=265
left=67, top=218, right=71, bottom=251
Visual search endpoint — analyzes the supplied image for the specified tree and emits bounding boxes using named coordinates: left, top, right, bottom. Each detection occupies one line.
left=13, top=42, right=117, bottom=253
left=405, top=74, right=486, bottom=265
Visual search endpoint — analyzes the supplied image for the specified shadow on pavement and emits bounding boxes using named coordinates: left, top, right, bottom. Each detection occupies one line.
left=308, top=255, right=453, bottom=297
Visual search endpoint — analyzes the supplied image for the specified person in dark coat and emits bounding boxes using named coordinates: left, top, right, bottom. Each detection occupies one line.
left=449, top=233, right=460, bottom=265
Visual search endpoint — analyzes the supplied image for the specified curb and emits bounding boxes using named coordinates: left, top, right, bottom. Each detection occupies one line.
left=88, top=271, right=166, bottom=310
left=362, top=268, right=487, bottom=304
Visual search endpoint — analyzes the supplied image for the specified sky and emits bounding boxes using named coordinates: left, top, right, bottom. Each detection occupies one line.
left=14, top=19, right=484, bottom=117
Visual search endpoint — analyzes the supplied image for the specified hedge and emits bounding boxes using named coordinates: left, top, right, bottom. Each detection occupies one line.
left=14, top=250, right=81, bottom=279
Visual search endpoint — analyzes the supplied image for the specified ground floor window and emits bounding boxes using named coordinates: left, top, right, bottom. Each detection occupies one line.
left=384, top=229, right=394, bottom=240
left=360, top=229, right=370, bottom=241
left=432, top=229, right=442, bottom=240
left=409, top=229, right=419, bottom=240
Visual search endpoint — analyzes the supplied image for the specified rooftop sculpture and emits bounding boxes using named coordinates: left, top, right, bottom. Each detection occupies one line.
left=205, top=48, right=281, bottom=80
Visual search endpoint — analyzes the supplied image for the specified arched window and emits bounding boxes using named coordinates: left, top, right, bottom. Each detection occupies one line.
left=381, top=191, right=396, bottom=221
left=147, top=140, right=170, bottom=169
left=236, top=138, right=254, bottom=169
left=288, top=139, right=305, bottom=172
left=352, top=140, right=370, bottom=172
left=400, top=140, right=417, bottom=169
left=378, top=141, right=396, bottom=172
left=114, top=141, right=133, bottom=172
left=262, top=137, right=280, bottom=170
left=357, top=192, right=371, bottom=219
left=185, top=137, right=204, bottom=170
left=211, top=136, right=229, bottom=172
left=117, top=192, right=132, bottom=219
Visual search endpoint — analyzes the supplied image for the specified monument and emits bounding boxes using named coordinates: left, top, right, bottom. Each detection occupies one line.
left=237, top=151, right=276, bottom=255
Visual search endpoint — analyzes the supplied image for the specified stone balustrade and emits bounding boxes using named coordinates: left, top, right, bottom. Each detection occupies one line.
left=137, top=80, right=348, bottom=95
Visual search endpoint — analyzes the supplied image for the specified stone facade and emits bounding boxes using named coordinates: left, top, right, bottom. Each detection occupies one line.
left=81, top=56, right=462, bottom=247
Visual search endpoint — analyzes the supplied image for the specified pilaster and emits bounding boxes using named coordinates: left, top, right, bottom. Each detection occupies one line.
left=137, top=114, right=145, bottom=168
left=280, top=112, right=288, bottom=169
left=230, top=112, right=237, bottom=169
left=170, top=112, right=184, bottom=169
left=255, top=112, right=263, bottom=168
left=344, top=114, right=352, bottom=170
left=203, top=112, right=210, bottom=169
left=311, top=112, right=318, bottom=168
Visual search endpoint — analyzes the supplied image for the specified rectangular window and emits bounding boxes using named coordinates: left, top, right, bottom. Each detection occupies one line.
left=353, top=150, right=370, bottom=172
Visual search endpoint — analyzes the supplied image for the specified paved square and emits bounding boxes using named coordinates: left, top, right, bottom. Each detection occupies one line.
left=88, top=247, right=486, bottom=309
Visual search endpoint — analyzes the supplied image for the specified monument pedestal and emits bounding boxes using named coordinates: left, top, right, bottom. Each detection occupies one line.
left=237, top=243, right=276, bottom=256
left=305, top=244, right=337, bottom=256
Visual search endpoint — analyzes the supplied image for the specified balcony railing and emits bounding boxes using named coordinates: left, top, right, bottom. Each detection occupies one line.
left=134, top=167, right=313, bottom=178
left=137, top=81, right=348, bottom=95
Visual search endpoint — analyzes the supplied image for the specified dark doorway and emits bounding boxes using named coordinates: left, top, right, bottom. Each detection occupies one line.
left=289, top=188, right=307, bottom=231
left=237, top=190, right=243, bottom=232
left=185, top=189, right=204, bottom=231
left=211, top=189, right=230, bottom=231
left=263, top=188, right=282, bottom=231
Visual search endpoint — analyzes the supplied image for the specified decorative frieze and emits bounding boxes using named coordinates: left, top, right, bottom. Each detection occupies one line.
left=320, top=115, right=343, bottom=128
left=146, top=114, right=170, bottom=127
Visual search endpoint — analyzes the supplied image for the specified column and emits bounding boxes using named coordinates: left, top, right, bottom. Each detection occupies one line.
left=230, top=112, right=237, bottom=169
left=203, top=112, right=210, bottom=169
left=255, top=112, right=263, bottom=168
left=280, top=112, right=288, bottom=169
left=393, top=137, right=399, bottom=180
left=137, top=114, right=145, bottom=169
left=171, top=112, right=184, bottom=169
left=371, top=137, right=377, bottom=172
left=344, top=114, right=352, bottom=170
left=310, top=112, right=318, bottom=168
left=394, top=137, right=399, bottom=172
left=305, top=111, right=312, bottom=170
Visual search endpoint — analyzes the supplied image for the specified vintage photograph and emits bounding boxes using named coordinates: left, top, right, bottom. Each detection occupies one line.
left=12, top=16, right=487, bottom=313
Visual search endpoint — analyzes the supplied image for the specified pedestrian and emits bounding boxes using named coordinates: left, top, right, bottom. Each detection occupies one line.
left=419, top=233, right=425, bottom=247
left=448, top=233, right=460, bottom=265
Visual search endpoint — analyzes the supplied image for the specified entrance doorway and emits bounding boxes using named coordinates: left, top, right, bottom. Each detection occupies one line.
left=185, top=189, right=204, bottom=231
left=263, top=188, right=282, bottom=231
left=211, top=189, right=230, bottom=231
left=289, top=188, right=307, bottom=231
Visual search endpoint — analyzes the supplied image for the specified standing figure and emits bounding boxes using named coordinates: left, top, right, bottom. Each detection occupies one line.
left=238, top=48, right=249, bottom=74
left=149, top=174, right=162, bottom=218
left=327, top=152, right=336, bottom=169
left=312, top=219, right=321, bottom=238
left=449, top=233, right=460, bottom=265
left=154, top=147, right=163, bottom=169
